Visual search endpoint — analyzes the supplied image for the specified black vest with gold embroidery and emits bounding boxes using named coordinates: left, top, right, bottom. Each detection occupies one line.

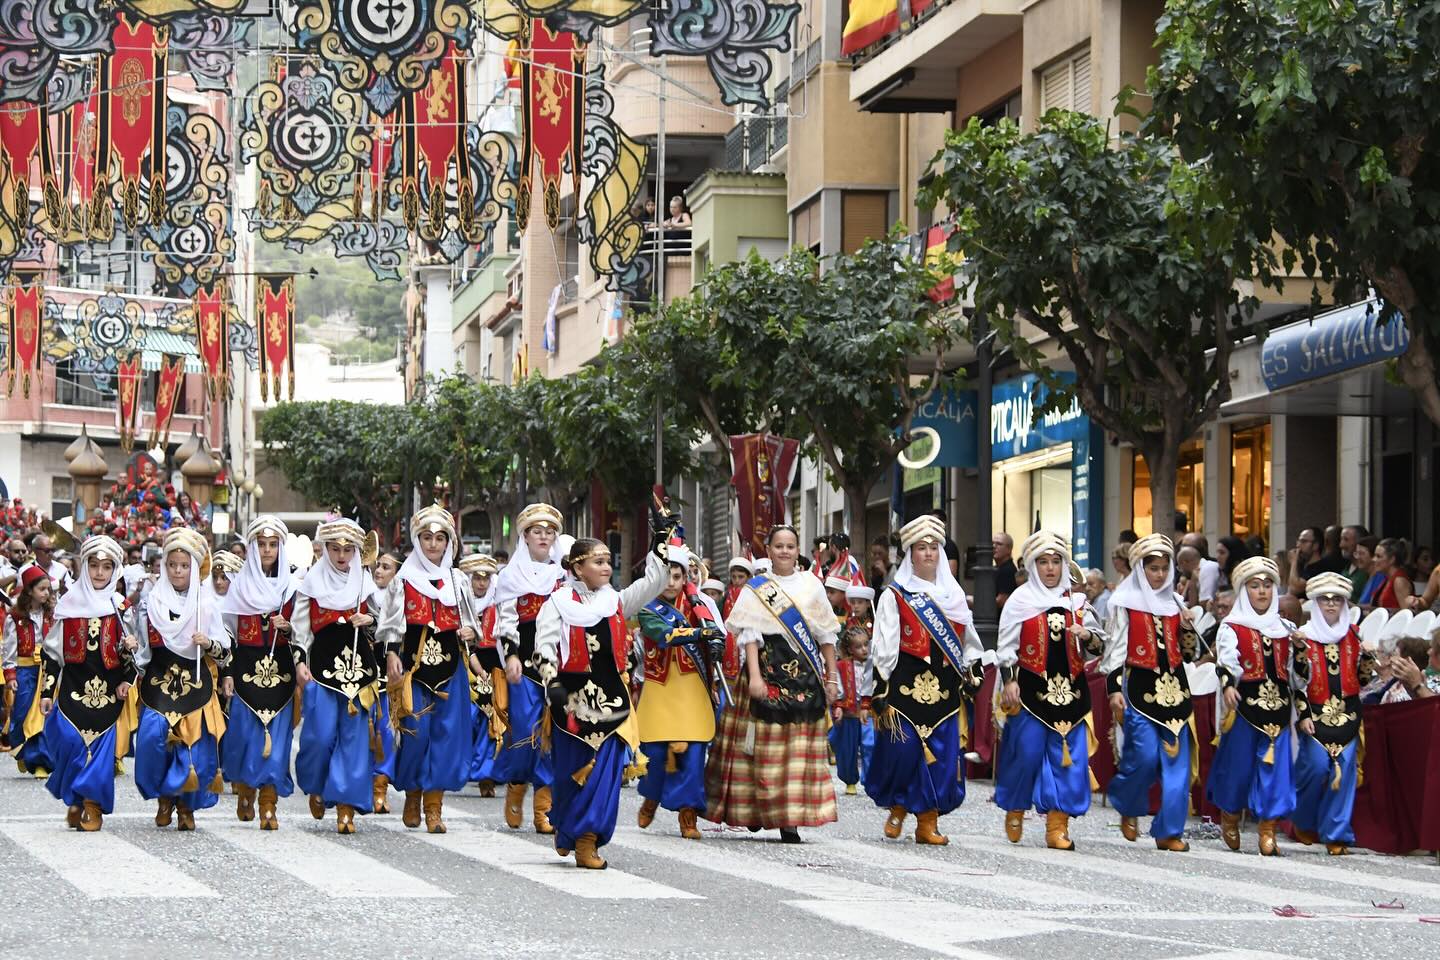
left=307, top=604, right=379, bottom=704
left=56, top=613, right=131, bottom=740
left=141, top=643, right=214, bottom=723
left=231, top=641, right=296, bottom=726
left=1120, top=609, right=1194, bottom=737
left=1016, top=608, right=1092, bottom=732
left=554, top=614, right=633, bottom=750
left=751, top=632, right=827, bottom=725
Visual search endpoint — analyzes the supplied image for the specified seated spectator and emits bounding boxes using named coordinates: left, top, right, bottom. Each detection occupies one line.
left=1083, top=568, right=1112, bottom=623
left=1414, top=545, right=1435, bottom=583
left=1384, top=635, right=1436, bottom=702
left=1215, top=535, right=1250, bottom=592
left=1356, top=535, right=1385, bottom=605
left=1372, top=538, right=1415, bottom=611
left=1412, top=561, right=1440, bottom=613
left=1197, top=589, right=1235, bottom=663
left=1110, top=543, right=1132, bottom=580
left=1278, top=592, right=1305, bottom=626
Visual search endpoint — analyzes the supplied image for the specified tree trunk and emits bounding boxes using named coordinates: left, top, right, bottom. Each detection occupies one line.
left=843, top=478, right=873, bottom=568
left=1144, top=441, right=1181, bottom=539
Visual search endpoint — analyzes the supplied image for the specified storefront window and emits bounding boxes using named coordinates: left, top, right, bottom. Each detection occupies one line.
left=1131, top=438, right=1205, bottom=536
left=993, top=445, right=1074, bottom=543
left=1231, top=422, right=1272, bottom=550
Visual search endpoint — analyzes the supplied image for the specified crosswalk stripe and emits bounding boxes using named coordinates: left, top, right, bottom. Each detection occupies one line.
left=808, top=834, right=1126, bottom=907
left=372, top=819, right=704, bottom=900
left=0, top=821, right=218, bottom=899
left=961, top=832, right=1357, bottom=909
left=1081, top=835, right=1440, bottom=904
left=206, top=820, right=452, bottom=898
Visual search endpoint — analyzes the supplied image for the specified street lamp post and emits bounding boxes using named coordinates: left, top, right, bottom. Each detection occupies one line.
left=971, top=310, right=998, bottom=649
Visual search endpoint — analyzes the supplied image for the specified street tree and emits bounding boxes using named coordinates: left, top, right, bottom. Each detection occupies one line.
left=922, top=112, right=1272, bottom=533
left=1149, top=0, right=1440, bottom=426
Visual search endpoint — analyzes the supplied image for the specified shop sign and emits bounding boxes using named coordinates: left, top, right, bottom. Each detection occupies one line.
left=1261, top=301, right=1410, bottom=391
left=904, top=387, right=979, bottom=469
left=991, top=373, right=1088, bottom=461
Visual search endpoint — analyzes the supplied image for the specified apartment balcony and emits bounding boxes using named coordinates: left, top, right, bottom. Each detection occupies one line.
left=849, top=0, right=1024, bottom=113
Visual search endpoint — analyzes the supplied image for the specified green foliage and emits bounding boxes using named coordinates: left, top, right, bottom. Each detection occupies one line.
left=921, top=111, right=1270, bottom=526
left=1148, top=0, right=1440, bottom=424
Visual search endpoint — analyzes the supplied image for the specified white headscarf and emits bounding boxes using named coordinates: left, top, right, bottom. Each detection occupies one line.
left=222, top=519, right=294, bottom=616
left=54, top=536, right=125, bottom=620
left=893, top=545, right=974, bottom=629
left=147, top=549, right=204, bottom=658
left=300, top=542, right=377, bottom=610
left=1110, top=557, right=1180, bottom=618
left=492, top=536, right=564, bottom=606
left=998, top=537, right=1080, bottom=632
left=398, top=539, right=457, bottom=607
left=1223, top=577, right=1289, bottom=639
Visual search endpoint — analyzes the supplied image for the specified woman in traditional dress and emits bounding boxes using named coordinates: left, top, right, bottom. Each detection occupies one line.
left=867, top=515, right=984, bottom=845
left=457, top=553, right=503, bottom=796
left=1208, top=555, right=1309, bottom=855
left=40, top=535, right=138, bottom=831
left=3, top=565, right=55, bottom=776
left=292, top=519, right=397, bottom=834
left=385, top=505, right=473, bottom=834
left=492, top=503, right=565, bottom=834
left=708, top=525, right=841, bottom=843
left=369, top=549, right=403, bottom=813
left=994, top=531, right=1105, bottom=850
left=537, top=532, right=668, bottom=868
left=218, top=516, right=298, bottom=830
left=1103, top=534, right=1199, bottom=852
left=133, top=528, right=229, bottom=831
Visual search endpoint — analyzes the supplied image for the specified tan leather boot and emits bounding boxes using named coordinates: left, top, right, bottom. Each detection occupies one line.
left=477, top=780, right=495, bottom=798
left=1220, top=811, right=1242, bottom=851
left=883, top=805, right=906, bottom=839
left=336, top=803, right=356, bottom=835
left=915, top=810, right=948, bottom=846
left=1120, top=816, right=1138, bottom=841
left=155, top=797, right=175, bottom=828
left=1326, top=842, right=1348, bottom=856
left=1155, top=836, right=1190, bottom=852
left=423, top=790, right=446, bottom=834
left=79, top=800, right=103, bottom=832
left=573, top=832, right=607, bottom=869
left=504, top=782, right=527, bottom=829
left=1005, top=810, right=1025, bottom=844
left=67, top=804, right=83, bottom=830
left=372, top=774, right=391, bottom=814
left=258, top=785, right=279, bottom=830
left=235, top=783, right=256, bottom=822
left=1045, top=811, right=1074, bottom=850
left=1257, top=818, right=1281, bottom=856
left=638, top=798, right=659, bottom=829
left=678, top=808, right=702, bottom=840
left=308, top=794, right=326, bottom=820
left=402, top=790, right=422, bottom=829
left=176, top=804, right=195, bottom=832
left=1293, top=827, right=1318, bottom=845
left=533, top=785, right=555, bottom=835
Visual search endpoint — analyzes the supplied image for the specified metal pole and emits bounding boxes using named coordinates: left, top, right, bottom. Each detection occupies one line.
left=653, top=54, right=668, bottom=486
left=972, top=310, right=998, bottom=650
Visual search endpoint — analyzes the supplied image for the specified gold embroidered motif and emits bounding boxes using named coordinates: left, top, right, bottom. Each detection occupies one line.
left=1246, top=679, right=1287, bottom=712
left=419, top=634, right=450, bottom=667
left=150, top=662, right=199, bottom=699
left=474, top=673, right=494, bottom=697
left=88, top=617, right=102, bottom=638
left=586, top=631, right=601, bottom=655
left=1043, top=672, right=1077, bottom=707
left=242, top=655, right=290, bottom=689
left=77, top=728, right=103, bottom=746
left=1144, top=672, right=1188, bottom=709
left=72, top=676, right=116, bottom=710
left=1046, top=612, right=1067, bottom=638
left=899, top=670, right=949, bottom=706
left=322, top=646, right=368, bottom=700
left=1319, top=695, right=1353, bottom=727
left=781, top=660, right=801, bottom=679
left=566, top=680, right=625, bottom=725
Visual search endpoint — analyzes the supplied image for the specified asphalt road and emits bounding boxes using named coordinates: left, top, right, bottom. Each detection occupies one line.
left=0, top=761, right=1436, bottom=959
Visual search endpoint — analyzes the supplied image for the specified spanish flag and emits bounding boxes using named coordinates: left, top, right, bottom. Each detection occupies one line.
left=925, top=223, right=956, bottom=303
left=841, top=0, right=936, bottom=56
left=504, top=38, right=523, bottom=90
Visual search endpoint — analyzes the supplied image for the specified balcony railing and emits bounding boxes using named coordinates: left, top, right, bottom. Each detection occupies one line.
left=721, top=113, right=787, bottom=173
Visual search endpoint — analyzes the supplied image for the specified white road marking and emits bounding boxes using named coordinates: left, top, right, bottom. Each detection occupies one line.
left=0, top=821, right=218, bottom=898
left=207, top=819, right=451, bottom=898
left=374, top=819, right=703, bottom=900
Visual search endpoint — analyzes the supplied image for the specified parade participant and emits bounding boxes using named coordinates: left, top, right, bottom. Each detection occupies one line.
left=211, top=551, right=242, bottom=596
left=492, top=503, right=565, bottom=834
left=726, top=556, right=753, bottom=593
left=1102, top=535, right=1199, bottom=852
left=701, top=578, right=725, bottom=605
left=825, top=575, right=852, bottom=619
left=1208, top=556, right=1309, bottom=855
left=386, top=505, right=473, bottom=834
left=1292, top=572, right=1375, bottom=855
left=636, top=550, right=726, bottom=839
left=292, top=519, right=395, bottom=834
left=707, top=525, right=842, bottom=843
left=702, top=558, right=752, bottom=815
left=40, top=536, right=138, bottom=830
left=867, top=515, right=983, bottom=843
left=847, top=583, right=875, bottom=630
left=537, top=533, right=669, bottom=868
left=218, top=517, right=298, bottom=830
left=369, top=549, right=403, bottom=813
left=133, top=529, right=229, bottom=831
left=4, top=565, right=55, bottom=776
left=830, top=624, right=873, bottom=796
left=457, top=553, right=503, bottom=797
left=994, top=531, right=1104, bottom=849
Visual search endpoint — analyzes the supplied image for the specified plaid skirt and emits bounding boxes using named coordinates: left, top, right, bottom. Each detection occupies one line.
left=704, top=685, right=837, bottom=829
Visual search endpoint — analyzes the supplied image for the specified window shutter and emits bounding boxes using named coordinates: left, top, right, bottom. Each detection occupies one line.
left=1070, top=51, right=1091, bottom=112
left=1041, top=60, right=1070, bottom=113
left=841, top=191, right=888, bottom=253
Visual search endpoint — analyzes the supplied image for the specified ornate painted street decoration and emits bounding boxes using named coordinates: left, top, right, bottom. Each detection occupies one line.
left=94, top=12, right=170, bottom=234
left=517, top=18, right=584, bottom=232
left=255, top=273, right=296, bottom=402
left=142, top=103, right=236, bottom=298
left=648, top=0, right=800, bottom=108
left=578, top=65, right=649, bottom=294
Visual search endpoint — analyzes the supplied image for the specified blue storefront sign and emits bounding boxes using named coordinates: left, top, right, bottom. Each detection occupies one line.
left=990, top=373, right=1089, bottom=461
left=908, top=388, right=979, bottom=468
left=1260, top=301, right=1410, bottom=391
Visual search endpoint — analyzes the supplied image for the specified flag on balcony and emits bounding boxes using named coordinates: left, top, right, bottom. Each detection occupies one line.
left=728, top=433, right=801, bottom=559
left=193, top=283, right=229, bottom=400
left=518, top=19, right=585, bottom=231
left=256, top=273, right=295, bottom=402
left=1, top=101, right=43, bottom=256
left=95, top=12, right=169, bottom=235
left=842, top=0, right=938, bottom=55
left=149, top=354, right=184, bottom=450
left=116, top=353, right=142, bottom=452
left=925, top=223, right=956, bottom=303
left=401, top=40, right=469, bottom=238
left=4, top=272, right=43, bottom=398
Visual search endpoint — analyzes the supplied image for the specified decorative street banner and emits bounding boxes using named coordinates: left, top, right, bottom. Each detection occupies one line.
left=4, top=273, right=43, bottom=397
left=0, top=100, right=42, bottom=262
left=116, top=352, right=142, bottom=452
left=193, top=283, right=228, bottom=399
left=518, top=19, right=585, bottom=231
left=647, top=0, right=799, bottom=108
left=142, top=104, right=236, bottom=297
left=96, top=13, right=170, bottom=234
left=256, top=273, right=295, bottom=402
left=401, top=39, right=468, bottom=238
left=0, top=0, right=113, bottom=107
left=729, top=432, right=800, bottom=559
left=149, top=352, right=185, bottom=449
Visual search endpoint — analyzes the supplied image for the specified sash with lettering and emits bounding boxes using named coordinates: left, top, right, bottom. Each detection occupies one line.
left=889, top=584, right=968, bottom=739
left=745, top=574, right=825, bottom=682
left=895, top=585, right=969, bottom=675
left=642, top=598, right=707, bottom=678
